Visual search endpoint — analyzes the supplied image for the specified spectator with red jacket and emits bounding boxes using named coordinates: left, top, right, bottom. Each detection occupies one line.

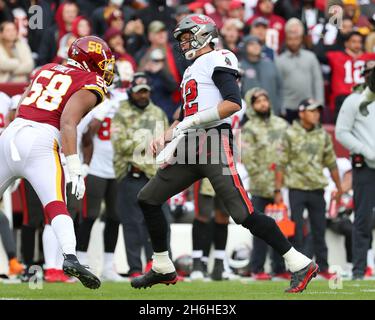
left=37, top=1, right=79, bottom=66
left=246, top=0, right=286, bottom=53
left=326, top=31, right=375, bottom=118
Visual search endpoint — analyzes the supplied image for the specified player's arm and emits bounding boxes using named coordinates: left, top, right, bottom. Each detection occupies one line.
left=60, top=90, right=98, bottom=199
left=173, top=70, right=241, bottom=138
left=14, top=84, right=32, bottom=118
left=81, top=118, right=101, bottom=165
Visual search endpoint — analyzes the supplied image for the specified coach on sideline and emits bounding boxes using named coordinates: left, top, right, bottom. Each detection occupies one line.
left=336, top=61, right=375, bottom=280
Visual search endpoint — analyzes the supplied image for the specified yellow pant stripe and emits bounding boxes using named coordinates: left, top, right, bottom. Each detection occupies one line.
left=53, top=140, right=63, bottom=202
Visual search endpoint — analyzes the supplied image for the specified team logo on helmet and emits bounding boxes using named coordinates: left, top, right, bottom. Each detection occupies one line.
left=190, top=14, right=215, bottom=25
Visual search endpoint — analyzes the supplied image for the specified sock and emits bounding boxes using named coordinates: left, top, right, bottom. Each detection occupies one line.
left=241, top=212, right=292, bottom=255
left=283, top=247, right=311, bottom=272
left=214, top=222, right=228, bottom=252
left=192, top=250, right=203, bottom=259
left=214, top=250, right=226, bottom=260
left=77, top=251, right=88, bottom=266
left=42, top=225, right=59, bottom=269
left=152, top=251, right=175, bottom=274
left=104, top=218, right=119, bottom=252
left=0, top=212, right=16, bottom=260
left=139, top=201, right=169, bottom=252
left=76, top=218, right=95, bottom=252
left=201, top=256, right=209, bottom=264
left=21, top=225, right=35, bottom=266
left=192, top=219, right=212, bottom=258
left=103, top=252, right=115, bottom=272
left=51, top=214, right=76, bottom=255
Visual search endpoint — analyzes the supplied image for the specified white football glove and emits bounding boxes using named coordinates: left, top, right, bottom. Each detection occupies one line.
left=66, top=155, right=86, bottom=200
left=172, top=107, right=221, bottom=139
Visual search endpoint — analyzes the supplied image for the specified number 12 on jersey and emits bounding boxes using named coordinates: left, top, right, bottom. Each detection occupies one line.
left=182, top=79, right=198, bottom=117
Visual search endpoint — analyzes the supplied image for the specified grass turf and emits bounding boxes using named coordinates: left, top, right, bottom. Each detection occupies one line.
left=0, top=279, right=375, bottom=300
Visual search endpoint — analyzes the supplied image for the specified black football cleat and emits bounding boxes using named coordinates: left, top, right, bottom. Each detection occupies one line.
left=131, top=269, right=178, bottom=289
left=211, top=259, right=224, bottom=281
left=62, top=254, right=101, bottom=289
left=285, top=261, right=319, bottom=293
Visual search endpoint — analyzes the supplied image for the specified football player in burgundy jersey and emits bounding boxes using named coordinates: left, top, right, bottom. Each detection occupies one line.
left=0, top=36, right=115, bottom=289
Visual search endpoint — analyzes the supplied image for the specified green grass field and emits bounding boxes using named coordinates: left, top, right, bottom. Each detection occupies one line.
left=1, top=279, right=375, bottom=300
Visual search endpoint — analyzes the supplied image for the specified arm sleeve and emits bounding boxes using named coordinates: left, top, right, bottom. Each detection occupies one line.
left=335, top=94, right=374, bottom=157
left=211, top=70, right=241, bottom=106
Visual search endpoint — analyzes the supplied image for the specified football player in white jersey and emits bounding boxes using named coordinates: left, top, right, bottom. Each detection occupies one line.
left=76, top=86, right=125, bottom=282
left=131, top=14, right=318, bottom=293
left=0, top=91, right=24, bottom=276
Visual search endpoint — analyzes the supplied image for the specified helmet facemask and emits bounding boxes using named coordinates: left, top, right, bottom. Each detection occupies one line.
left=98, top=57, right=115, bottom=86
left=175, top=28, right=216, bottom=60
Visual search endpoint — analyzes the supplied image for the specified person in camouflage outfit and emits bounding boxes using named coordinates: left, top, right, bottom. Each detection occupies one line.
left=242, top=87, right=290, bottom=280
left=275, top=98, right=342, bottom=278
left=111, top=73, right=169, bottom=277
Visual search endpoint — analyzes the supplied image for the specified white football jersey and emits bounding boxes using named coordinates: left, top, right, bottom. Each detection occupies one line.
left=87, top=88, right=127, bottom=179
left=180, top=49, right=239, bottom=129
left=0, top=92, right=12, bottom=135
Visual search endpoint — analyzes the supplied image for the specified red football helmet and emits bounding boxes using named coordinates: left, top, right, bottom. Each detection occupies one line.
left=67, top=35, right=115, bottom=86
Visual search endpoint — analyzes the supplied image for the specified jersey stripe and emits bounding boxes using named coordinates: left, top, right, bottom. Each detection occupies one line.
left=53, top=140, right=63, bottom=202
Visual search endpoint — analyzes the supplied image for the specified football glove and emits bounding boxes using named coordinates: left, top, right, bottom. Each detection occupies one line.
left=66, top=154, right=86, bottom=200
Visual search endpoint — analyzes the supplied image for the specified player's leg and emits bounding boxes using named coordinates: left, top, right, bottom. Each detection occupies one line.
left=101, top=178, right=124, bottom=281
left=22, top=136, right=100, bottom=289
left=0, top=211, right=24, bottom=276
left=206, top=133, right=318, bottom=292
left=20, top=180, right=44, bottom=278
left=76, top=174, right=106, bottom=265
left=191, top=180, right=214, bottom=280
left=132, top=164, right=203, bottom=288
left=211, top=199, right=229, bottom=281
left=249, top=196, right=272, bottom=279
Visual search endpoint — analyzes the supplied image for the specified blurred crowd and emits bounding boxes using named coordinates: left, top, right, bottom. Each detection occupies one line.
left=1, top=0, right=375, bottom=121
left=0, top=0, right=375, bottom=283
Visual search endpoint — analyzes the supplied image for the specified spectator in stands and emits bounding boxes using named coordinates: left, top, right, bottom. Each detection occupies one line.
left=106, top=8, right=125, bottom=32
left=105, top=27, right=136, bottom=88
left=123, top=17, right=147, bottom=58
left=342, top=0, right=371, bottom=35
left=246, top=0, right=286, bottom=53
left=276, top=18, right=324, bottom=123
left=76, top=0, right=107, bottom=19
left=91, top=0, right=137, bottom=37
left=0, top=0, right=13, bottom=24
left=37, top=1, right=79, bottom=66
left=240, top=35, right=283, bottom=115
left=137, top=21, right=182, bottom=120
left=207, top=0, right=230, bottom=30
left=143, top=48, right=179, bottom=123
left=0, top=21, right=34, bottom=82
left=275, top=98, right=342, bottom=280
left=136, top=0, right=176, bottom=33
left=326, top=31, right=375, bottom=119
left=227, top=0, right=245, bottom=21
left=249, top=17, right=275, bottom=61
left=27, top=0, right=55, bottom=61
left=220, top=18, right=243, bottom=56
left=54, top=16, right=91, bottom=65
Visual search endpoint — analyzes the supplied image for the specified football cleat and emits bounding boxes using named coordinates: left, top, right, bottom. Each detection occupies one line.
left=131, top=269, right=178, bottom=289
left=211, top=259, right=224, bottom=281
left=8, top=258, right=24, bottom=276
left=62, top=254, right=101, bottom=289
left=285, top=261, right=319, bottom=293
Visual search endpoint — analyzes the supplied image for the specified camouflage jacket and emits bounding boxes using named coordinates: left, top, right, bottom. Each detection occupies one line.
left=111, top=100, right=169, bottom=180
left=276, top=120, right=337, bottom=190
left=241, top=111, right=289, bottom=198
